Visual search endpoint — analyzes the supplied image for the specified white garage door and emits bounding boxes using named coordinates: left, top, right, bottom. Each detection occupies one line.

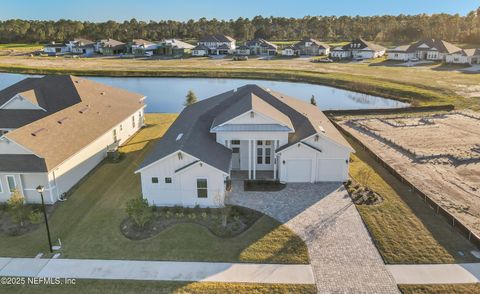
left=286, top=159, right=312, bottom=182
left=316, top=159, right=347, bottom=182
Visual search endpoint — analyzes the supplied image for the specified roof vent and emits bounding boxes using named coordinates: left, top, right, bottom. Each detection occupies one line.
left=79, top=105, right=90, bottom=114
left=31, top=128, right=46, bottom=136
left=57, top=117, right=69, bottom=124
left=176, top=133, right=183, bottom=141
left=100, top=92, right=106, bottom=95
left=319, top=126, right=325, bottom=133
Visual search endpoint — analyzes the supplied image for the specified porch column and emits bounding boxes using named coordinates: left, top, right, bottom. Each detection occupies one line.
left=248, top=140, right=252, bottom=179
left=253, top=140, right=256, bottom=180
left=273, top=140, right=277, bottom=180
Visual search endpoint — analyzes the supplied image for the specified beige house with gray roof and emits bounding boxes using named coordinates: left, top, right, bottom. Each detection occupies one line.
left=0, top=75, right=146, bottom=204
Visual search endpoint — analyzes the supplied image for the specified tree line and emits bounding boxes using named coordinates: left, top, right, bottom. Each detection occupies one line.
left=0, top=8, right=479, bottom=44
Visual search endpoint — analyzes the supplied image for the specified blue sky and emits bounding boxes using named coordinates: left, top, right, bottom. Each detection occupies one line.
left=0, top=0, right=477, bottom=21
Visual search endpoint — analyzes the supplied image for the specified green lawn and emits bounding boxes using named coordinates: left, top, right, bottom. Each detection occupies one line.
left=0, top=280, right=316, bottom=294
left=348, top=137, right=479, bottom=264
left=399, top=284, right=480, bottom=294
left=0, top=114, right=309, bottom=264
left=0, top=43, right=42, bottom=51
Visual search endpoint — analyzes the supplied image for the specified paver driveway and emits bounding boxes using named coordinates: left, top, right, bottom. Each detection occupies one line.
left=227, top=181, right=399, bottom=294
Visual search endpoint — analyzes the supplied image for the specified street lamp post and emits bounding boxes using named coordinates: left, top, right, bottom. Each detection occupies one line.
left=36, top=185, right=53, bottom=253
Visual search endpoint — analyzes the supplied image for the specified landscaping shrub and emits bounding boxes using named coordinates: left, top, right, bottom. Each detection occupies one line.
left=125, top=198, right=154, bottom=229
left=7, top=190, right=32, bottom=227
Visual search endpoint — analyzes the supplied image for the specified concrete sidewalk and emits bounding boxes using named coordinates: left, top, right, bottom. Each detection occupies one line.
left=0, top=257, right=314, bottom=284
left=387, top=263, right=480, bottom=284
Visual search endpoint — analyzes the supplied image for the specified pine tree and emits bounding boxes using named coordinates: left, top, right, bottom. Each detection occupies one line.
left=310, top=95, right=317, bottom=106
left=184, top=90, right=198, bottom=107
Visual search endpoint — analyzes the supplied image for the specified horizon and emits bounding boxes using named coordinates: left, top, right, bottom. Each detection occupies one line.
left=0, top=0, right=478, bottom=22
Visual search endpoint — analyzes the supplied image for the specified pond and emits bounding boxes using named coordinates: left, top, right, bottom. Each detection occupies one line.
left=0, top=73, right=409, bottom=113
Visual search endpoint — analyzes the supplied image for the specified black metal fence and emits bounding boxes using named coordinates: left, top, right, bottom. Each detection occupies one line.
left=324, top=104, right=455, bottom=117
left=331, top=119, right=480, bottom=249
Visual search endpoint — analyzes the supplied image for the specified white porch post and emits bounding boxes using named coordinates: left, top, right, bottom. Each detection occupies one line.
left=253, top=140, right=256, bottom=180
left=248, top=140, right=252, bottom=179
left=273, top=140, right=277, bottom=180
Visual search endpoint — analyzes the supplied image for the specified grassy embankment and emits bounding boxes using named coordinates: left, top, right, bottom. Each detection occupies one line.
left=0, top=114, right=309, bottom=264
left=399, top=284, right=480, bottom=294
left=348, top=136, right=478, bottom=264
left=0, top=280, right=317, bottom=294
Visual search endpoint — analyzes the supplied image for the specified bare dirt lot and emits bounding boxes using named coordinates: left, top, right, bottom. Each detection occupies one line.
left=339, top=112, right=480, bottom=237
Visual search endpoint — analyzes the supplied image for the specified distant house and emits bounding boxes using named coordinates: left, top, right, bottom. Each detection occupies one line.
left=245, top=38, right=277, bottom=56
left=43, top=42, right=68, bottom=56
left=197, top=34, right=236, bottom=55
left=387, top=39, right=461, bottom=61
left=66, top=38, right=95, bottom=56
left=281, top=46, right=296, bottom=57
left=156, top=39, right=195, bottom=57
left=235, top=45, right=251, bottom=56
left=330, top=38, right=386, bottom=60
left=293, top=38, right=330, bottom=56
left=0, top=76, right=146, bottom=204
left=446, top=48, right=480, bottom=65
left=96, top=39, right=126, bottom=55
left=128, top=39, right=157, bottom=56
left=191, top=44, right=209, bottom=57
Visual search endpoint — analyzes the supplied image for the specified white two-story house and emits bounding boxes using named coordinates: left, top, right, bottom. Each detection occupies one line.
left=136, top=85, right=353, bottom=207
left=0, top=75, right=146, bottom=204
left=194, top=34, right=236, bottom=55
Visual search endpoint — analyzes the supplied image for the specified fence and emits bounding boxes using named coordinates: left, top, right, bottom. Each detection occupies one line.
left=330, top=119, right=480, bottom=249
left=324, top=104, right=455, bottom=117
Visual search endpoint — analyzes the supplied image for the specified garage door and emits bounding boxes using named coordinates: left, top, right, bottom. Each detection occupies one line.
left=316, top=159, right=347, bottom=182
left=286, top=159, right=312, bottom=182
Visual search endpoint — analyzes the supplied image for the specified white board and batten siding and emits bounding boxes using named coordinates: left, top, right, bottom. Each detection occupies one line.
left=139, top=151, right=227, bottom=208
left=278, top=134, right=350, bottom=183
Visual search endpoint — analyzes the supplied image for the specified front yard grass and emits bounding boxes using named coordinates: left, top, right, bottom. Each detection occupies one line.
left=0, top=280, right=317, bottom=294
left=399, top=284, right=480, bottom=294
left=348, top=137, right=479, bottom=264
left=0, top=113, right=309, bottom=264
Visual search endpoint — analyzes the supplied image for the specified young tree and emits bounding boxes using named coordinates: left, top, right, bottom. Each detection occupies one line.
left=184, top=90, right=198, bottom=107
left=310, top=95, right=317, bottom=106
left=7, top=190, right=30, bottom=227
left=125, top=198, right=153, bottom=229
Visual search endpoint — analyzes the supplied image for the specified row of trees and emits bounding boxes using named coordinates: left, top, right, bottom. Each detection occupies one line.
left=0, top=8, right=479, bottom=44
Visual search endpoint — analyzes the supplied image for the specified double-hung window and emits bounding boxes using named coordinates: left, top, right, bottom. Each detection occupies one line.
left=197, top=179, right=208, bottom=198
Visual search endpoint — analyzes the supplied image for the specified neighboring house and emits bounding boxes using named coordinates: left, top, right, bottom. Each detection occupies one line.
left=128, top=39, right=157, bottom=56
left=293, top=38, right=330, bottom=56
left=66, top=38, right=96, bottom=56
left=331, top=38, right=386, bottom=60
left=281, top=46, right=296, bottom=57
left=191, top=44, right=209, bottom=57
left=197, top=34, right=236, bottom=55
left=136, top=85, right=353, bottom=207
left=0, top=75, right=146, bottom=204
left=235, top=45, right=251, bottom=56
left=245, top=38, right=277, bottom=56
left=96, top=39, right=127, bottom=55
left=43, top=42, right=69, bottom=56
left=387, top=39, right=461, bottom=61
left=446, top=48, right=480, bottom=65
left=156, top=39, right=195, bottom=57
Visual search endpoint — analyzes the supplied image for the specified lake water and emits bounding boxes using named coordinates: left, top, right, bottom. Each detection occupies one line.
left=0, top=73, right=408, bottom=113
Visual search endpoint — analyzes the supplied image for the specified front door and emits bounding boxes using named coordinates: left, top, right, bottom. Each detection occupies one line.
left=231, top=147, right=240, bottom=170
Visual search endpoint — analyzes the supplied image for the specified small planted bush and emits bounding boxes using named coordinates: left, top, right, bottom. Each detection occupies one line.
left=125, top=198, right=154, bottom=229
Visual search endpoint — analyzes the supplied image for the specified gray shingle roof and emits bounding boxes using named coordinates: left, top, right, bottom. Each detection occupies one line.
left=343, top=38, right=386, bottom=52
left=388, top=39, right=462, bottom=54
left=294, top=38, right=330, bottom=49
left=0, top=154, right=47, bottom=173
left=139, top=85, right=352, bottom=173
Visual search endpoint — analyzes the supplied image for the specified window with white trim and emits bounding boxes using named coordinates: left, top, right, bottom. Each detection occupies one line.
left=6, top=175, right=16, bottom=193
left=0, top=179, right=3, bottom=193
left=197, top=178, right=208, bottom=198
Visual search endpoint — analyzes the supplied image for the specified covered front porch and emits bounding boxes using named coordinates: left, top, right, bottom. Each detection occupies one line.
left=225, top=139, right=280, bottom=180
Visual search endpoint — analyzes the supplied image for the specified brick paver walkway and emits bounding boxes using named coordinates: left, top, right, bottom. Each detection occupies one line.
left=227, top=181, right=399, bottom=293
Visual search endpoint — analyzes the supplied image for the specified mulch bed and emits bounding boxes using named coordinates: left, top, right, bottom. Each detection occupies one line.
left=345, top=180, right=384, bottom=205
left=0, top=204, right=54, bottom=236
left=244, top=180, right=286, bottom=192
left=121, top=206, right=263, bottom=240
